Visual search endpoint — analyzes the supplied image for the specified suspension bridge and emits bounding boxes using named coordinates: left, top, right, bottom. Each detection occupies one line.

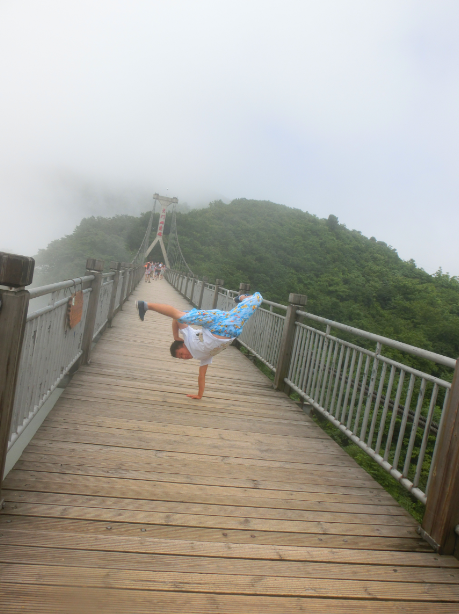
left=0, top=195, right=459, bottom=613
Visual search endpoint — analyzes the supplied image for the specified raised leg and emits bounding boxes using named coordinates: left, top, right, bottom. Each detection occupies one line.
left=146, top=303, right=186, bottom=319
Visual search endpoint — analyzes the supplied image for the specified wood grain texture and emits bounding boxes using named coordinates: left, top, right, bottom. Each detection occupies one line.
left=1, top=279, right=458, bottom=612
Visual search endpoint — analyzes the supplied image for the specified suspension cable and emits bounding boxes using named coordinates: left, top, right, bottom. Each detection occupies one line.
left=166, top=205, right=194, bottom=275
left=131, top=198, right=156, bottom=265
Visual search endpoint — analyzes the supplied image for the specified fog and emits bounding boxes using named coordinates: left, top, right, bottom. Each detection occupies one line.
left=0, top=1, right=458, bottom=274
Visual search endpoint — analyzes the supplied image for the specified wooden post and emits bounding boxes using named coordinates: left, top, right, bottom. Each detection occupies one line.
left=119, top=263, right=130, bottom=309
left=132, top=264, right=138, bottom=292
left=125, top=265, right=132, bottom=297
left=274, top=293, right=307, bottom=393
left=126, top=265, right=134, bottom=297
left=80, top=258, right=104, bottom=365
left=0, top=253, right=34, bottom=499
left=107, top=261, right=121, bottom=326
left=184, top=275, right=189, bottom=299
left=212, top=279, right=224, bottom=309
left=190, top=275, right=197, bottom=306
left=137, top=264, right=143, bottom=286
left=421, top=358, right=459, bottom=554
left=239, top=282, right=250, bottom=297
left=198, top=277, right=208, bottom=309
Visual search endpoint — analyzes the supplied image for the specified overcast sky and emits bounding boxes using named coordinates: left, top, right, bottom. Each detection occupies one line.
left=1, top=1, right=458, bottom=275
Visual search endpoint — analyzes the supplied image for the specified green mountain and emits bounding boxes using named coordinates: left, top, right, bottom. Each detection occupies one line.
left=34, top=198, right=459, bottom=376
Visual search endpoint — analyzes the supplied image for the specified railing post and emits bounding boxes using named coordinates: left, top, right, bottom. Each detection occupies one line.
left=80, top=258, right=104, bottom=365
left=132, top=265, right=137, bottom=293
left=119, top=263, right=129, bottom=309
left=421, top=358, right=459, bottom=554
left=190, top=275, right=197, bottom=306
left=0, top=253, right=35, bottom=498
left=125, top=265, right=132, bottom=297
left=212, top=279, right=224, bottom=309
left=107, top=261, right=121, bottom=326
left=239, top=282, right=250, bottom=295
left=126, top=265, right=134, bottom=298
left=184, top=275, right=190, bottom=298
left=198, top=277, right=208, bottom=309
left=274, top=293, right=307, bottom=393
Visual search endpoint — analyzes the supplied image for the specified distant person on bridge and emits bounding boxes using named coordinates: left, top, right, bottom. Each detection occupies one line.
left=144, top=262, right=152, bottom=283
left=135, top=293, right=263, bottom=399
left=155, top=262, right=162, bottom=280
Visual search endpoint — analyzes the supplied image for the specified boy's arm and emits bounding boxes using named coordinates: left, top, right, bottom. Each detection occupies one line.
left=172, top=318, right=187, bottom=341
left=187, top=364, right=208, bottom=399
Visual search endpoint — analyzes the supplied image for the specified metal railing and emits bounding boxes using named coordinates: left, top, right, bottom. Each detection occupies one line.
left=238, top=301, right=287, bottom=372
left=285, top=312, right=454, bottom=505
left=201, top=284, right=215, bottom=310
left=165, top=269, right=458, bottom=522
left=114, top=269, right=125, bottom=310
left=93, top=272, right=115, bottom=340
left=0, top=257, right=144, bottom=473
left=8, top=276, right=94, bottom=448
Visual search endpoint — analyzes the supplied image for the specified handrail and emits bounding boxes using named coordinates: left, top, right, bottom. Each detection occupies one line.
left=296, top=309, right=456, bottom=369
left=28, top=275, right=94, bottom=299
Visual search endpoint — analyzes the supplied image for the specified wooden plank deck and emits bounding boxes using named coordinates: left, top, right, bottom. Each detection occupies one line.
left=1, top=280, right=459, bottom=613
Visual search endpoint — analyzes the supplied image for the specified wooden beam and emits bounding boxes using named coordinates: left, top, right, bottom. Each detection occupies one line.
left=198, top=277, right=208, bottom=309
left=80, top=259, right=104, bottom=365
left=0, top=253, right=34, bottom=500
left=118, top=263, right=130, bottom=310
left=212, top=280, right=224, bottom=309
left=274, top=293, right=307, bottom=393
left=190, top=276, right=198, bottom=306
left=107, top=262, right=121, bottom=326
left=422, top=358, right=459, bottom=554
left=0, top=252, right=34, bottom=288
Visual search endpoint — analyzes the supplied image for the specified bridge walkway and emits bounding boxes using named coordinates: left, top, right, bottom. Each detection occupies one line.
left=1, top=281, right=459, bottom=612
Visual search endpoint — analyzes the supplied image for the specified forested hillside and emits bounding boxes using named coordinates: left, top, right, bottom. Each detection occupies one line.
left=33, top=212, right=151, bottom=286
left=34, top=198, right=459, bottom=367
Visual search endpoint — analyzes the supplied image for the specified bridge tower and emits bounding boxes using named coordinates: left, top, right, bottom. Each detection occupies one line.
left=144, top=193, right=178, bottom=267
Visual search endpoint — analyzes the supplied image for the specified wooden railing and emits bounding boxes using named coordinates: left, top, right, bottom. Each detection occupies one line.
left=165, top=268, right=459, bottom=555
left=0, top=253, right=144, bottom=501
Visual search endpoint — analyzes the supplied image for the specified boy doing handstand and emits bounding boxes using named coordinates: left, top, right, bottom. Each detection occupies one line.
left=136, top=293, right=263, bottom=399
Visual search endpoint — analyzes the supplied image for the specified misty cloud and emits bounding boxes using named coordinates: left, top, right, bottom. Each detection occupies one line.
left=0, top=1, right=458, bottom=274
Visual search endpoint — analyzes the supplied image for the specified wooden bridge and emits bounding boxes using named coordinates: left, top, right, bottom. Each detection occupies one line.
left=1, top=228, right=459, bottom=612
